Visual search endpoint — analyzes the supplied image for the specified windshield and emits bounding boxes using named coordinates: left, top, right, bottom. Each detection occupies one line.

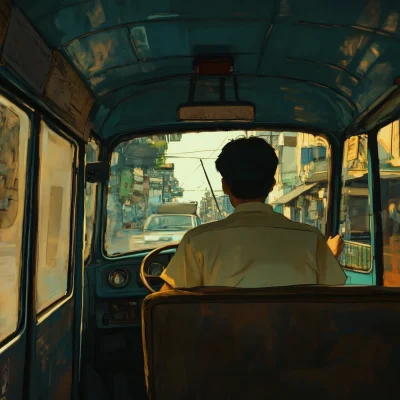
left=144, top=215, right=193, bottom=231
left=104, top=130, right=330, bottom=255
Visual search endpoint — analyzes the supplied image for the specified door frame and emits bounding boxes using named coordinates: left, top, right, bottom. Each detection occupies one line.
left=0, top=87, right=36, bottom=400
left=23, top=118, right=85, bottom=399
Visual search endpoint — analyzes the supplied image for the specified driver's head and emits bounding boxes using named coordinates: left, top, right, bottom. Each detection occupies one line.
left=215, top=137, right=278, bottom=201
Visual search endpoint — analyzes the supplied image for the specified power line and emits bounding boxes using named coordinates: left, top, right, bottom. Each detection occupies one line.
left=180, top=136, right=230, bottom=186
left=168, top=149, right=222, bottom=154
left=181, top=189, right=224, bottom=192
left=124, top=155, right=217, bottom=160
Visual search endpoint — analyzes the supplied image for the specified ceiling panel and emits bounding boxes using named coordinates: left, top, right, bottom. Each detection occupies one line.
left=93, top=76, right=352, bottom=137
left=16, top=0, right=272, bottom=47
left=65, top=28, right=137, bottom=79
left=8, top=0, right=400, bottom=138
left=277, top=0, right=400, bottom=41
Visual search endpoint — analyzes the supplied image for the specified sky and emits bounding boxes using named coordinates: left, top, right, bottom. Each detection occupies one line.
left=164, top=131, right=246, bottom=203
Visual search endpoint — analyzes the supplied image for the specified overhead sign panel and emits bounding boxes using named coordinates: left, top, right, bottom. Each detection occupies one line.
left=178, top=103, right=255, bottom=122
left=45, top=51, right=94, bottom=138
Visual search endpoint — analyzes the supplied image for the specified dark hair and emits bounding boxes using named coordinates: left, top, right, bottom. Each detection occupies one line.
left=215, top=137, right=279, bottom=199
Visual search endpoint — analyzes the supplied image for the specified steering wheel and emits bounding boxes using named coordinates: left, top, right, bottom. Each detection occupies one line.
left=139, top=243, right=179, bottom=293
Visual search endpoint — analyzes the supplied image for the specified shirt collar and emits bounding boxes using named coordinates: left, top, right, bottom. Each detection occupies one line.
left=233, top=202, right=274, bottom=213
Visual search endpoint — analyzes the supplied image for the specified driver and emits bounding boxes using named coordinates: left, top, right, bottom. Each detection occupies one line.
left=160, top=137, right=346, bottom=290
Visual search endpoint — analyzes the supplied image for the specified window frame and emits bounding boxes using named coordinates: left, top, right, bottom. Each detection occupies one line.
left=84, top=138, right=100, bottom=263
left=100, top=130, right=335, bottom=260
left=34, top=120, right=78, bottom=316
left=374, top=123, right=397, bottom=287
left=0, top=92, right=33, bottom=347
left=338, top=132, right=377, bottom=275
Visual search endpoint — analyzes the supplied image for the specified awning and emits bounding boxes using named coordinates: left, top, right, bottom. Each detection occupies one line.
left=345, top=171, right=400, bottom=181
left=342, top=187, right=368, bottom=196
left=381, top=171, right=400, bottom=180
left=272, top=183, right=318, bottom=205
left=305, top=171, right=328, bottom=183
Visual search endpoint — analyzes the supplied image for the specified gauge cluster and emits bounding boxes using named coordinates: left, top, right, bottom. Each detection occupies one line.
left=95, top=252, right=175, bottom=329
left=145, top=262, right=165, bottom=277
left=96, top=253, right=173, bottom=299
left=105, top=261, right=166, bottom=291
left=108, top=269, right=130, bottom=288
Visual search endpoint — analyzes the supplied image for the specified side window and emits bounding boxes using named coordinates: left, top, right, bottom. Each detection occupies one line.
left=84, top=140, right=99, bottom=261
left=378, top=121, right=400, bottom=286
left=36, top=123, right=75, bottom=313
left=0, top=97, right=29, bottom=343
left=338, top=134, right=372, bottom=271
left=269, top=133, right=330, bottom=235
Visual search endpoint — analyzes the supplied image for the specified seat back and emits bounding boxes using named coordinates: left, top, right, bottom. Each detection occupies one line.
left=142, top=286, right=400, bottom=399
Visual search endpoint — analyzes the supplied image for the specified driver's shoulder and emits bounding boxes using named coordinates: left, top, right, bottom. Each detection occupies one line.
left=186, top=219, right=229, bottom=240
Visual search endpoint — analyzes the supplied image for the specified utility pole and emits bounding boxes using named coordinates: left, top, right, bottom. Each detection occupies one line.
left=200, top=159, right=222, bottom=219
left=143, top=167, right=149, bottom=218
left=162, top=173, right=165, bottom=203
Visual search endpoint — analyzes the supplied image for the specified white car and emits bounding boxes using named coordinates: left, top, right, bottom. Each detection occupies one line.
left=143, top=202, right=202, bottom=244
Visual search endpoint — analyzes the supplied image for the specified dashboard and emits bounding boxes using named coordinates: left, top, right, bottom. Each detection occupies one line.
left=94, top=250, right=175, bottom=329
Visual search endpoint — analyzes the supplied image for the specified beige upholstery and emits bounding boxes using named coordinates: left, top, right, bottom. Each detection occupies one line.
left=142, top=286, right=400, bottom=399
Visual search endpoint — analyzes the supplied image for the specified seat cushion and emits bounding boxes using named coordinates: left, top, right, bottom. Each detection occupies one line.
left=142, top=286, right=400, bottom=399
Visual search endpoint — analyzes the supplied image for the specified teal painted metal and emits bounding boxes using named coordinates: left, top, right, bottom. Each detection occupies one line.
left=11, top=0, right=400, bottom=138
left=343, top=132, right=379, bottom=286
left=345, top=269, right=375, bottom=285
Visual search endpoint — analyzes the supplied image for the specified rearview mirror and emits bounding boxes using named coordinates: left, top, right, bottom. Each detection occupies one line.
left=86, top=162, right=110, bottom=183
left=177, top=103, right=255, bottom=122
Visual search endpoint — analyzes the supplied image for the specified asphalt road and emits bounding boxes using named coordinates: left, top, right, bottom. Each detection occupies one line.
left=105, top=229, right=179, bottom=254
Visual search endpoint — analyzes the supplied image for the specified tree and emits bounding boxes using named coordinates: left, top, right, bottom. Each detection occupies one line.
left=123, top=137, right=168, bottom=170
left=155, top=154, right=166, bottom=169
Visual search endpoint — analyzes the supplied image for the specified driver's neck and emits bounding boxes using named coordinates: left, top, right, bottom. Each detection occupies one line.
left=230, top=197, right=266, bottom=208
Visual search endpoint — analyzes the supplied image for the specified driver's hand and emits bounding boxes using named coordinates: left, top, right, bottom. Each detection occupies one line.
left=327, top=235, right=345, bottom=259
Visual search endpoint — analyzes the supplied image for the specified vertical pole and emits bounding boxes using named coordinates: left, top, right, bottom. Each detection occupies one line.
left=368, top=129, right=384, bottom=286
left=162, top=173, right=165, bottom=204
left=200, top=159, right=222, bottom=219
left=143, top=167, right=149, bottom=216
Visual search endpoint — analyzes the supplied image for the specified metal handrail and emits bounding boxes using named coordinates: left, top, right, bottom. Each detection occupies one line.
left=339, top=240, right=372, bottom=273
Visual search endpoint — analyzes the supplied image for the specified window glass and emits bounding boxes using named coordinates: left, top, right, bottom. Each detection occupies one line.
left=0, top=97, right=29, bottom=342
left=378, top=120, right=400, bottom=286
left=84, top=140, right=99, bottom=261
left=104, top=131, right=330, bottom=256
left=144, top=215, right=193, bottom=230
left=36, top=123, right=75, bottom=313
left=269, top=133, right=330, bottom=235
left=338, top=135, right=372, bottom=271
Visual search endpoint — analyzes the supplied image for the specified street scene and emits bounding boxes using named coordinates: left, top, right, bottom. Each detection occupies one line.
left=92, top=130, right=335, bottom=255
left=85, top=125, right=400, bottom=279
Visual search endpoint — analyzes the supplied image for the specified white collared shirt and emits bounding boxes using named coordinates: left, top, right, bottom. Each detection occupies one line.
left=160, top=202, right=347, bottom=288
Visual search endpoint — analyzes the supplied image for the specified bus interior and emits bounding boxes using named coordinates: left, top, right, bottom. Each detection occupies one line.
left=2, top=0, right=400, bottom=398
